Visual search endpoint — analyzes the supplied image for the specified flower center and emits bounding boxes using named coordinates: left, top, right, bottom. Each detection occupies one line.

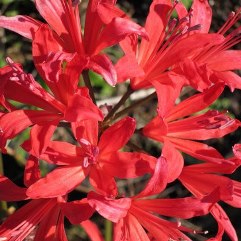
left=79, top=138, right=99, bottom=168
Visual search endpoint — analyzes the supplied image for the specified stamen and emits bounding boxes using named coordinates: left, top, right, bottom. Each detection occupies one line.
left=72, top=0, right=81, bottom=6
left=79, top=138, right=99, bottom=168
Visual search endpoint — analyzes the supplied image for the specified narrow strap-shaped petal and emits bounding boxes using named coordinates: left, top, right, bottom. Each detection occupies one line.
left=34, top=206, right=67, bottom=241
left=26, top=165, right=87, bottom=198
left=211, top=71, right=241, bottom=91
left=115, top=53, right=145, bottom=83
left=71, top=119, right=99, bottom=145
left=35, top=0, right=69, bottom=38
left=153, top=34, right=224, bottom=74
left=165, top=83, right=224, bottom=122
left=87, top=191, right=131, bottom=223
left=162, top=140, right=184, bottom=183
left=167, top=110, right=239, bottom=140
left=135, top=190, right=219, bottom=219
left=0, top=15, right=41, bottom=39
left=25, top=122, right=57, bottom=158
left=151, top=73, right=184, bottom=118
left=0, top=110, right=60, bottom=152
left=98, top=117, right=136, bottom=156
left=101, top=152, right=156, bottom=179
left=89, top=168, right=118, bottom=197
left=64, top=93, right=104, bottom=122
left=210, top=204, right=238, bottom=241
left=81, top=220, right=105, bottom=241
left=179, top=169, right=233, bottom=201
left=138, top=0, right=172, bottom=64
left=226, top=180, right=241, bottom=208
left=166, top=137, right=225, bottom=163
left=0, top=175, right=27, bottom=201
left=135, top=156, right=168, bottom=198
left=36, top=141, right=81, bottom=165
left=131, top=205, right=192, bottom=241
left=114, top=213, right=151, bottom=241
left=88, top=54, right=117, bottom=86
left=191, top=0, right=212, bottom=33
left=24, top=155, right=41, bottom=187
left=94, top=17, right=148, bottom=54
left=61, top=199, right=95, bottom=224
left=0, top=199, right=56, bottom=240
left=207, top=50, right=241, bottom=71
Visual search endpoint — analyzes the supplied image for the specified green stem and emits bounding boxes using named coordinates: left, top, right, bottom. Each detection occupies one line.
left=105, top=219, right=112, bottom=241
left=82, top=70, right=96, bottom=104
left=104, top=85, right=133, bottom=123
left=113, top=91, right=156, bottom=121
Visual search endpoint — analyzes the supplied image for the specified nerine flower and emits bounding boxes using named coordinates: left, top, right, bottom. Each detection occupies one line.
left=143, top=83, right=240, bottom=163
left=23, top=117, right=156, bottom=199
left=0, top=0, right=148, bottom=86
left=0, top=58, right=103, bottom=155
left=117, top=0, right=224, bottom=90
left=87, top=155, right=219, bottom=241
left=174, top=0, right=241, bottom=91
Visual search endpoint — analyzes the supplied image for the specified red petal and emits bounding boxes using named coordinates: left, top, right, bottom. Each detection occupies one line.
left=99, top=117, right=136, bottom=156
left=114, top=213, right=150, bottom=241
left=191, top=0, right=212, bottom=33
left=35, top=0, right=70, bottom=39
left=135, top=190, right=219, bottom=219
left=167, top=137, right=224, bottom=163
left=165, top=83, right=224, bottom=122
left=131, top=205, right=192, bottom=241
left=138, top=0, right=172, bottom=64
left=152, top=73, right=183, bottom=118
left=26, top=165, right=87, bottom=198
left=88, top=54, right=117, bottom=86
left=208, top=50, right=241, bottom=71
left=89, top=168, right=118, bottom=197
left=26, top=122, right=57, bottom=157
left=87, top=191, right=131, bottom=223
left=81, top=220, right=105, bottom=241
left=71, top=119, right=99, bottom=145
left=102, top=152, right=156, bottom=179
left=65, top=93, right=103, bottom=122
left=210, top=204, right=238, bottom=241
left=211, top=71, right=241, bottom=92
left=115, top=53, right=145, bottom=83
left=24, top=155, right=41, bottom=187
left=162, top=140, right=184, bottom=183
left=158, top=34, right=224, bottom=73
left=179, top=169, right=233, bottom=201
left=0, top=110, right=60, bottom=151
left=167, top=111, right=239, bottom=140
left=0, top=199, right=56, bottom=240
left=0, top=15, right=41, bottom=39
left=94, top=17, right=148, bottom=54
left=0, top=175, right=27, bottom=201
left=136, top=156, right=168, bottom=198
left=38, top=141, right=81, bottom=165
left=34, top=207, right=67, bottom=241
left=61, top=199, right=95, bottom=224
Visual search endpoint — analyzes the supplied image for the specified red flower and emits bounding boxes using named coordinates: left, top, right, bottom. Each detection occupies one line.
left=24, top=117, right=156, bottom=198
left=118, top=0, right=224, bottom=90
left=0, top=0, right=148, bottom=86
left=0, top=59, right=103, bottom=154
left=87, top=156, right=219, bottom=241
left=178, top=154, right=241, bottom=241
left=174, top=0, right=241, bottom=91
left=143, top=83, right=240, bottom=163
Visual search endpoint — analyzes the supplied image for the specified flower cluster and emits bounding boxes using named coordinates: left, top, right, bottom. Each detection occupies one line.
left=0, top=0, right=241, bottom=240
